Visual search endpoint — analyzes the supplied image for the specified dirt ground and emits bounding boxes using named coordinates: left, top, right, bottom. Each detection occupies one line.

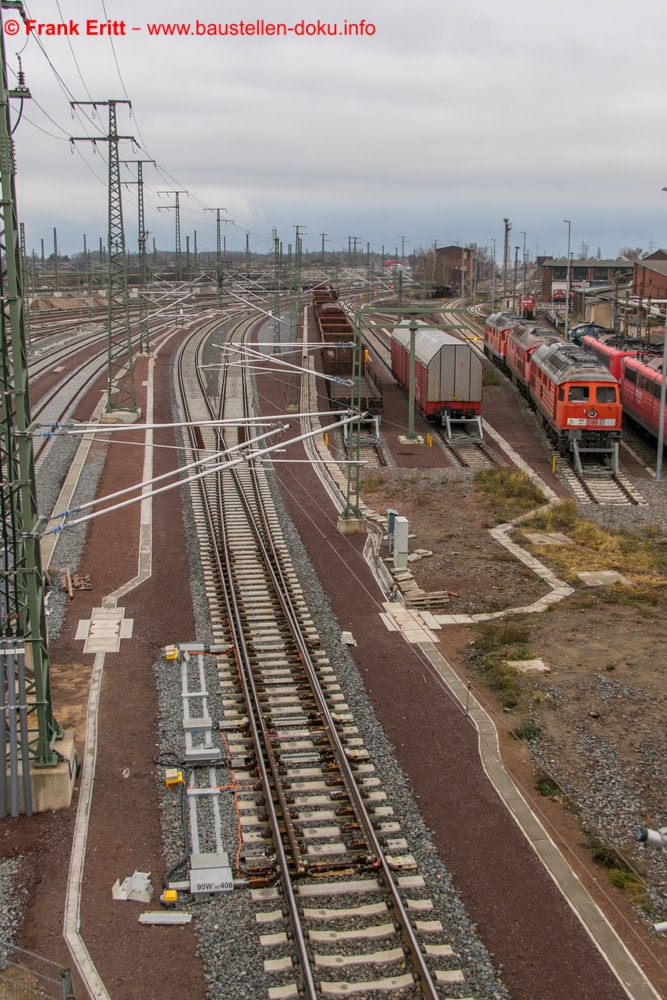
left=359, top=464, right=667, bottom=923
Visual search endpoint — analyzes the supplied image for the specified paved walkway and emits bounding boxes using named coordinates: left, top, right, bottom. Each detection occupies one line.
left=419, top=640, right=662, bottom=1000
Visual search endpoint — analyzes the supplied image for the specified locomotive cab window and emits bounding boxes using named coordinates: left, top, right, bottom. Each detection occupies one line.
left=568, top=385, right=589, bottom=401
left=596, top=386, right=617, bottom=403
left=558, top=388, right=565, bottom=401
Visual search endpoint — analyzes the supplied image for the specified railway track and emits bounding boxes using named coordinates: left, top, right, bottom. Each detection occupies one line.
left=442, top=439, right=497, bottom=471
left=558, top=463, right=648, bottom=505
left=30, top=315, right=200, bottom=464
left=170, top=313, right=477, bottom=999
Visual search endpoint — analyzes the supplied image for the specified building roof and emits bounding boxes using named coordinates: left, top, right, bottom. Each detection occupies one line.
left=435, top=246, right=472, bottom=255
left=541, top=257, right=633, bottom=268
left=635, top=259, right=667, bottom=276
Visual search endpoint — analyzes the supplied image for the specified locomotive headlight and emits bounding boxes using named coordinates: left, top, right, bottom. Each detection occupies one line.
left=588, top=409, right=597, bottom=418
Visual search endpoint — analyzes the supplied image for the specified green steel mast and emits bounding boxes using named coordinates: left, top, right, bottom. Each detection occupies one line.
left=0, top=2, right=61, bottom=809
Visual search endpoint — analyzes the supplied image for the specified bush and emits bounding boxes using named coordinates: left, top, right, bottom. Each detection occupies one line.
left=536, top=777, right=561, bottom=797
left=514, top=719, right=541, bottom=741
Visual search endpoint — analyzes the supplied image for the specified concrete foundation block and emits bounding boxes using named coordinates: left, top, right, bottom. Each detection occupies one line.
left=337, top=516, right=367, bottom=536
left=7, top=730, right=77, bottom=814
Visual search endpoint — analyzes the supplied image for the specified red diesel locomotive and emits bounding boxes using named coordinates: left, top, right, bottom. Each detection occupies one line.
left=529, top=342, right=622, bottom=472
left=484, top=311, right=518, bottom=365
left=506, top=324, right=556, bottom=394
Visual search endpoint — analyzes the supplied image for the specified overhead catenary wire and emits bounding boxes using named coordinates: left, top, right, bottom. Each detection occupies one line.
left=42, top=412, right=360, bottom=535
left=212, top=341, right=354, bottom=386
left=46, top=425, right=285, bottom=522
left=54, top=408, right=350, bottom=434
left=14, top=4, right=278, bottom=249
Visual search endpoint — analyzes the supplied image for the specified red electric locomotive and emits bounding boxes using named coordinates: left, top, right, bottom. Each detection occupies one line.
left=529, top=342, right=622, bottom=474
left=580, top=334, right=641, bottom=380
left=620, top=355, right=667, bottom=441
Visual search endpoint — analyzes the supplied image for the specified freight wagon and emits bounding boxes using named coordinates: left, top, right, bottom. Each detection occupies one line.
left=312, top=287, right=383, bottom=415
left=391, top=323, right=483, bottom=444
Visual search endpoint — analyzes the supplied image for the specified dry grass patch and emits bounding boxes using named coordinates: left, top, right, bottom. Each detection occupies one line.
left=520, top=502, right=667, bottom=600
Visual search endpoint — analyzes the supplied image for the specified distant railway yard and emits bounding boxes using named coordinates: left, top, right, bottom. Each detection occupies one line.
left=5, top=278, right=667, bottom=1000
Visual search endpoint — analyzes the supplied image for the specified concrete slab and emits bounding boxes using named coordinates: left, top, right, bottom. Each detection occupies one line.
left=523, top=531, right=575, bottom=546
left=77, top=607, right=134, bottom=654
left=337, top=516, right=367, bottom=536
left=578, top=570, right=633, bottom=587
left=379, top=614, right=399, bottom=632
left=100, top=408, right=142, bottom=424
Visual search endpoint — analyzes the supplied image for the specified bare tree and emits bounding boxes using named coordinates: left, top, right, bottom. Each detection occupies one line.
left=617, top=246, right=645, bottom=261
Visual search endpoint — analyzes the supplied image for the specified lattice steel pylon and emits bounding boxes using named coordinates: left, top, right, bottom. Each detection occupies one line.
left=204, top=207, right=227, bottom=309
left=0, top=2, right=62, bottom=816
left=122, top=159, right=155, bottom=354
left=71, top=100, right=136, bottom=412
left=158, top=190, right=187, bottom=281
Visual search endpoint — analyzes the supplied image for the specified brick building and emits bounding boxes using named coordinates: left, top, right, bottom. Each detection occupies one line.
left=633, top=258, right=667, bottom=299
left=539, top=257, right=632, bottom=302
left=434, top=245, right=473, bottom=291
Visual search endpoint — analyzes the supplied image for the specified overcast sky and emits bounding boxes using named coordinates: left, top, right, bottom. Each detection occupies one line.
left=7, top=0, right=667, bottom=260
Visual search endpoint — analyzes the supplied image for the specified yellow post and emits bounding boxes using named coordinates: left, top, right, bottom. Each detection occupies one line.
left=551, top=455, right=557, bottom=474
left=324, top=433, right=329, bottom=447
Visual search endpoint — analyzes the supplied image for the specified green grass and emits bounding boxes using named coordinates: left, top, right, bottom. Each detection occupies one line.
left=468, top=619, right=535, bottom=709
left=536, top=776, right=561, bottom=797
left=589, top=839, right=651, bottom=909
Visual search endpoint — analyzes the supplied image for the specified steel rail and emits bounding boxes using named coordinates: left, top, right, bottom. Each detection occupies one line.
left=234, top=320, right=440, bottom=999
left=179, top=311, right=440, bottom=999
left=178, top=315, right=320, bottom=1000
left=192, top=324, right=318, bottom=1000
